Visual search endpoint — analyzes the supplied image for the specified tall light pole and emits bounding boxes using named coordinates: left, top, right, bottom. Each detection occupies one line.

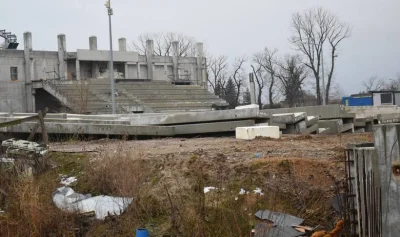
left=105, top=0, right=116, bottom=114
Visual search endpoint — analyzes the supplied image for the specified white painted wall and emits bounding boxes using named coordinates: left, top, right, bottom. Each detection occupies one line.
left=373, top=93, right=382, bottom=105
left=395, top=93, right=400, bottom=105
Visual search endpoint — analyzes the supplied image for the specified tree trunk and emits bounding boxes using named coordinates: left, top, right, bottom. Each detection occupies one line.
left=268, top=73, right=275, bottom=108
left=326, top=46, right=336, bottom=104
left=235, top=85, right=241, bottom=106
left=258, top=88, right=263, bottom=109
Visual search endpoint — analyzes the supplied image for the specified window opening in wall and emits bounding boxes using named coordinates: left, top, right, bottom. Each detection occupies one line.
left=10, top=67, right=18, bottom=81
left=380, top=93, right=392, bottom=104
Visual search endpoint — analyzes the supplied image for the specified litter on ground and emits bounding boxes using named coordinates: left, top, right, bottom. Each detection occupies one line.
left=253, top=187, right=264, bottom=195
left=52, top=186, right=133, bottom=220
left=60, top=176, right=77, bottom=186
left=203, top=186, right=217, bottom=193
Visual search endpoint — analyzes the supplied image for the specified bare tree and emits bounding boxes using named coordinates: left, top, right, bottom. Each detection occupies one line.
left=362, top=76, right=385, bottom=92
left=231, top=56, right=246, bottom=105
left=207, top=55, right=228, bottom=95
left=275, top=55, right=308, bottom=107
left=253, top=48, right=278, bottom=108
left=130, top=32, right=196, bottom=57
left=291, top=7, right=351, bottom=104
left=251, top=65, right=265, bottom=108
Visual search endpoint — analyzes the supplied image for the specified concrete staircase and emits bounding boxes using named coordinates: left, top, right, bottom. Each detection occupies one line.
left=41, top=79, right=228, bottom=114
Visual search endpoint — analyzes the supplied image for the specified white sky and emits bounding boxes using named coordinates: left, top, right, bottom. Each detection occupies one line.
left=2, top=0, right=399, bottom=95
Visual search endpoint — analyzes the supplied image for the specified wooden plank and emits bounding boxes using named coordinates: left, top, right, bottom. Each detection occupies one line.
left=27, top=108, right=48, bottom=141
left=37, top=110, right=49, bottom=145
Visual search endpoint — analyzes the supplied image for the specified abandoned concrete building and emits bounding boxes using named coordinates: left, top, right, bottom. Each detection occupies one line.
left=0, top=31, right=227, bottom=114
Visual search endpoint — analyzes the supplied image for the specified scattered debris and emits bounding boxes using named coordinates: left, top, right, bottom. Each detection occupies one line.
left=1, top=138, right=50, bottom=174
left=50, top=148, right=98, bottom=153
left=253, top=187, right=264, bottom=195
left=254, top=210, right=312, bottom=237
left=293, top=225, right=315, bottom=233
left=254, top=223, right=304, bottom=237
left=203, top=187, right=217, bottom=193
left=255, top=210, right=304, bottom=226
left=52, top=187, right=133, bottom=220
left=60, top=176, right=77, bottom=186
left=239, top=188, right=246, bottom=195
left=311, top=219, right=343, bottom=237
left=0, top=158, right=14, bottom=163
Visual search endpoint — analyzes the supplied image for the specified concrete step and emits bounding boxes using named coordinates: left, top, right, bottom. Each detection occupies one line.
left=145, top=102, right=215, bottom=108
left=57, top=88, right=211, bottom=95
left=152, top=107, right=213, bottom=112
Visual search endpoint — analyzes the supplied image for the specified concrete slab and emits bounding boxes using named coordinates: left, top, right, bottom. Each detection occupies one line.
left=0, top=118, right=130, bottom=125
left=303, top=124, right=319, bottom=135
left=271, top=112, right=306, bottom=124
left=1, top=122, right=174, bottom=136
left=235, top=104, right=259, bottom=110
left=341, top=123, right=354, bottom=133
left=306, top=116, right=319, bottom=127
left=269, top=122, right=286, bottom=130
left=319, top=128, right=331, bottom=134
left=127, top=108, right=263, bottom=125
left=284, top=121, right=307, bottom=134
left=236, top=126, right=280, bottom=140
left=173, top=120, right=255, bottom=135
left=262, top=104, right=355, bottom=119
left=377, top=113, right=400, bottom=124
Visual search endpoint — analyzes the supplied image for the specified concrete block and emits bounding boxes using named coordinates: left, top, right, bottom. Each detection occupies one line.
left=235, top=126, right=280, bottom=140
left=174, top=120, right=255, bottom=135
left=272, top=112, right=306, bottom=124
left=318, top=119, right=343, bottom=134
left=284, top=121, right=307, bottom=134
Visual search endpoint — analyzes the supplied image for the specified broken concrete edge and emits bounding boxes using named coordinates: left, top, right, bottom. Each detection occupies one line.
left=271, top=112, right=306, bottom=124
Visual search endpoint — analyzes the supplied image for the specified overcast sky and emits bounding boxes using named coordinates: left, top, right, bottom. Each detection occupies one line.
left=2, top=0, right=399, bottom=95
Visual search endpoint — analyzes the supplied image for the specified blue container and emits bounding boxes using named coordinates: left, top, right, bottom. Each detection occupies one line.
left=342, top=96, right=373, bottom=106
left=136, top=228, right=149, bottom=237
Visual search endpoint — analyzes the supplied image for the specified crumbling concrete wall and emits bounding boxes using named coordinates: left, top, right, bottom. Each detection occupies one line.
left=0, top=81, right=26, bottom=112
left=31, top=51, right=59, bottom=80
left=0, top=50, right=25, bottom=82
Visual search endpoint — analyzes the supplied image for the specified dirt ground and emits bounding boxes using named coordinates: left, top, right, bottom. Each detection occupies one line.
left=53, top=133, right=372, bottom=161
left=1, top=133, right=374, bottom=236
